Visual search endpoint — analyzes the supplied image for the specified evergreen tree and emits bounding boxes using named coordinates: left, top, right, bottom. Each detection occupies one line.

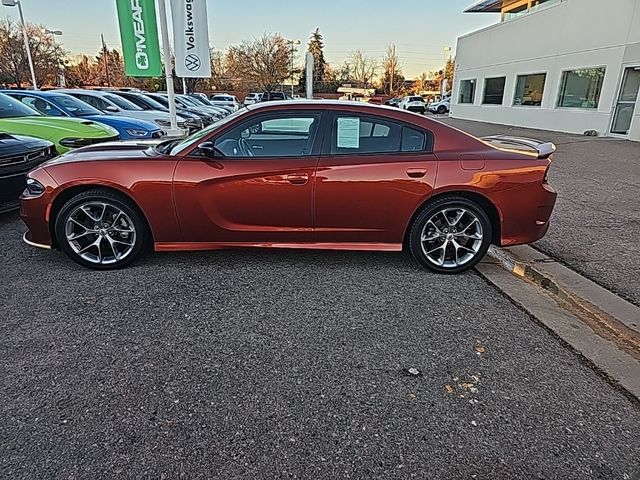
left=299, top=28, right=328, bottom=92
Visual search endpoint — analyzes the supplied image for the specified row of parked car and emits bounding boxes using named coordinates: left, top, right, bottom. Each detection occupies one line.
left=0, top=88, right=245, bottom=212
left=384, top=95, right=451, bottom=115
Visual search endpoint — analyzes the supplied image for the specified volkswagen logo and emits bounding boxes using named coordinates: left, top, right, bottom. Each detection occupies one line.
left=185, top=54, right=201, bottom=72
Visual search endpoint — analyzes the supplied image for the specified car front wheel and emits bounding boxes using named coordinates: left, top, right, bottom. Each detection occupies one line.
left=54, top=189, right=149, bottom=270
left=409, top=196, right=492, bottom=274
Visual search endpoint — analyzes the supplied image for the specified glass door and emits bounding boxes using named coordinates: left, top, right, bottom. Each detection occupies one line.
left=611, top=67, right=640, bottom=135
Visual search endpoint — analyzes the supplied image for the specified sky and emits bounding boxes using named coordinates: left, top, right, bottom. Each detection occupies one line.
left=2, top=0, right=497, bottom=79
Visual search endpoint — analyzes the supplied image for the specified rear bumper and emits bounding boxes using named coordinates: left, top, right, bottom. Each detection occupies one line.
left=496, top=182, right=557, bottom=247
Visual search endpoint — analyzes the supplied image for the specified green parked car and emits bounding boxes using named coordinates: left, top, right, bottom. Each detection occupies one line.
left=0, top=92, right=119, bottom=153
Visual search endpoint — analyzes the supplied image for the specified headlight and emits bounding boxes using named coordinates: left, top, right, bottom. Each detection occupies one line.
left=125, top=128, right=149, bottom=137
left=59, top=137, right=90, bottom=148
left=154, top=119, right=171, bottom=127
left=24, top=177, right=45, bottom=196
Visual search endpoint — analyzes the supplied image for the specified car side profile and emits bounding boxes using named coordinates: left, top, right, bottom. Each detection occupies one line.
left=20, top=101, right=557, bottom=272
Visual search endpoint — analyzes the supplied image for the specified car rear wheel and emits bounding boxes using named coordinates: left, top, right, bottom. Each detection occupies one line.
left=54, top=189, right=149, bottom=270
left=409, top=196, right=492, bottom=274
left=437, top=105, right=447, bottom=115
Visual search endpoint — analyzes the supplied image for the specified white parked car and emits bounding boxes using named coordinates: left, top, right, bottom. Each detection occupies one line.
left=428, top=97, right=451, bottom=115
left=243, top=93, right=262, bottom=105
left=59, top=89, right=189, bottom=135
left=398, top=95, right=426, bottom=114
left=209, top=94, right=241, bottom=111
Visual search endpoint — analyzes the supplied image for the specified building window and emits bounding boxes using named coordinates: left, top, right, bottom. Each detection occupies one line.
left=482, top=77, right=506, bottom=105
left=557, top=67, right=606, bottom=109
left=459, top=79, right=476, bottom=104
left=513, top=73, right=546, bottom=106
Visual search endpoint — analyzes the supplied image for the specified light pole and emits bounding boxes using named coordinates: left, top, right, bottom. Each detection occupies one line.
left=45, top=29, right=64, bottom=87
left=289, top=39, right=301, bottom=97
left=2, top=0, right=38, bottom=89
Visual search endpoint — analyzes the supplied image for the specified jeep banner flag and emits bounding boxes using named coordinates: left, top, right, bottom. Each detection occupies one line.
left=116, top=0, right=163, bottom=77
left=170, top=0, right=212, bottom=78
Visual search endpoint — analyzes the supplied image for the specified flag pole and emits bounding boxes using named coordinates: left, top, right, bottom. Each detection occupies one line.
left=156, top=0, right=180, bottom=136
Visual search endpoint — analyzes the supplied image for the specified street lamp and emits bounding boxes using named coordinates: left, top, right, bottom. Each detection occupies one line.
left=2, top=0, right=38, bottom=89
left=45, top=29, right=64, bottom=87
left=45, top=28, right=63, bottom=38
left=289, top=39, right=301, bottom=97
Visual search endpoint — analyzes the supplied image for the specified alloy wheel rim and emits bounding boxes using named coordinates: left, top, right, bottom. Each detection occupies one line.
left=64, top=202, right=136, bottom=265
left=420, top=207, right=483, bottom=268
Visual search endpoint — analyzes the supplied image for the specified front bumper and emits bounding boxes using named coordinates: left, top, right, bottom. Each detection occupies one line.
left=19, top=168, right=58, bottom=249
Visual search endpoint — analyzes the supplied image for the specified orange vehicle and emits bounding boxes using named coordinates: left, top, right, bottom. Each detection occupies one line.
left=20, top=101, right=557, bottom=272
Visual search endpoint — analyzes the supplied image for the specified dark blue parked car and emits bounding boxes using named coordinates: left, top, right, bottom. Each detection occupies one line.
left=1, top=90, right=164, bottom=141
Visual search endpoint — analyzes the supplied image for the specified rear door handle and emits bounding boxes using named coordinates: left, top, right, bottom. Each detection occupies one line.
left=285, top=173, right=309, bottom=185
left=406, top=168, right=427, bottom=178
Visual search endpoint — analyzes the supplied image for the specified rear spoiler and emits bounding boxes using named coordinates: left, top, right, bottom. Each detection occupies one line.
left=481, top=135, right=556, bottom=159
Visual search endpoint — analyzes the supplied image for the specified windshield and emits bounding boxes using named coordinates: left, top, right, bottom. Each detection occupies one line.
left=104, top=93, right=142, bottom=111
left=168, top=107, right=248, bottom=156
left=190, top=96, right=211, bottom=106
left=51, top=95, right=101, bottom=116
left=0, top=93, right=39, bottom=117
left=179, top=96, right=198, bottom=106
left=136, top=95, right=167, bottom=110
left=149, top=94, right=169, bottom=108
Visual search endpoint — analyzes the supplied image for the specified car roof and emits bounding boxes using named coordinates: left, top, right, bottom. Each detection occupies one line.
left=246, top=99, right=402, bottom=113
left=57, top=89, right=108, bottom=97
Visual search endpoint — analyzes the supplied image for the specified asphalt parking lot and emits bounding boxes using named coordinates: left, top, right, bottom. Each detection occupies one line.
left=2, top=211, right=639, bottom=479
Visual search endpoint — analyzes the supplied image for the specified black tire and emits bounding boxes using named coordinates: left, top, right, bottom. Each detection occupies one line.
left=437, top=105, right=447, bottom=115
left=54, top=188, right=150, bottom=270
left=409, top=196, right=492, bottom=274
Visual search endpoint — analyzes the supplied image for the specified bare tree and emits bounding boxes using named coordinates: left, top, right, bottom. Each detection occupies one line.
left=348, top=50, right=378, bottom=88
left=382, top=43, right=403, bottom=94
left=225, top=33, right=291, bottom=91
left=0, top=18, right=66, bottom=87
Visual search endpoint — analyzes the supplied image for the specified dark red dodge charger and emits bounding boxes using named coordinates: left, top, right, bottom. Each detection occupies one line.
left=20, top=100, right=557, bottom=273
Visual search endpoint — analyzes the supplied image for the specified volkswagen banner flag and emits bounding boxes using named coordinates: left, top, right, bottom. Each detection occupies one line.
left=116, top=0, right=163, bottom=77
left=170, top=0, right=212, bottom=78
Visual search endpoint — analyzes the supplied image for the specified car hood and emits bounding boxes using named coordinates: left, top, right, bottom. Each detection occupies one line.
left=83, top=114, right=159, bottom=131
left=42, top=138, right=165, bottom=166
left=0, top=116, right=118, bottom=139
left=0, top=133, right=53, bottom=156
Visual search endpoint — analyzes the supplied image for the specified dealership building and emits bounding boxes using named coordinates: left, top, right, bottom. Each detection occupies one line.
left=450, top=0, right=640, bottom=142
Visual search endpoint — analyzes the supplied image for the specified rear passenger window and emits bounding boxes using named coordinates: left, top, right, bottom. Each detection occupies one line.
left=332, top=114, right=431, bottom=155
left=402, top=127, right=426, bottom=152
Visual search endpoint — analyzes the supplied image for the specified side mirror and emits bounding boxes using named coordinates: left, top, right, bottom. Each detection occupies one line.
left=105, top=105, right=119, bottom=113
left=198, top=141, right=217, bottom=158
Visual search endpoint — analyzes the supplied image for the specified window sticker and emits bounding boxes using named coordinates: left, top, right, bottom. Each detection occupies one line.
left=337, top=117, right=360, bottom=149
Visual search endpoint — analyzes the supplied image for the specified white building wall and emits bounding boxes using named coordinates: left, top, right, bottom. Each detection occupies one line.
left=451, top=0, right=640, bottom=141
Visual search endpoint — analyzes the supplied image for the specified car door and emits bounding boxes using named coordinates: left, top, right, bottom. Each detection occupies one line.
left=314, top=111, right=437, bottom=245
left=173, top=110, right=325, bottom=244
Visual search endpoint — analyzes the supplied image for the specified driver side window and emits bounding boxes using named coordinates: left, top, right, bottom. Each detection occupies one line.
left=213, top=112, right=321, bottom=158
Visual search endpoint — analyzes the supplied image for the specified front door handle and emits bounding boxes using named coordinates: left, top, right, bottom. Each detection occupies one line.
left=285, top=173, right=309, bottom=185
left=406, top=168, right=427, bottom=178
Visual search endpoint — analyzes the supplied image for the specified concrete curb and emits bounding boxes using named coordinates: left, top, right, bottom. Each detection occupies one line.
left=479, top=245, right=640, bottom=402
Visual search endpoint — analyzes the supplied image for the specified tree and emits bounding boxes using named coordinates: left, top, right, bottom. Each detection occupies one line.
left=347, top=50, right=378, bottom=88
left=381, top=43, right=404, bottom=95
left=444, top=57, right=455, bottom=93
left=0, top=18, right=66, bottom=87
left=225, top=33, right=291, bottom=91
left=64, top=54, right=96, bottom=87
left=299, top=28, right=328, bottom=92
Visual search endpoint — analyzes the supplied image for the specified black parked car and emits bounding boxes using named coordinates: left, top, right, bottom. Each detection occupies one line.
left=259, top=91, right=292, bottom=102
left=0, top=133, right=56, bottom=213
